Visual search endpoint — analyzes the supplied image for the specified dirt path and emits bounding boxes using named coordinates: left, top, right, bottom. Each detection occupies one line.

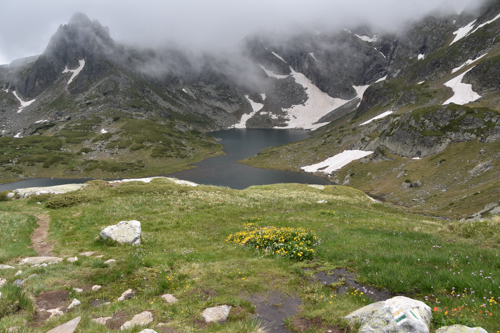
left=30, top=213, right=53, bottom=256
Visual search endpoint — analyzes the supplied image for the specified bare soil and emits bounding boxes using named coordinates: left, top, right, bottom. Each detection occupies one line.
left=30, top=213, right=53, bottom=256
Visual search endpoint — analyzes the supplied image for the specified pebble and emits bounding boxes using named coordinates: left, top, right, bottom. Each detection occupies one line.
left=91, top=285, right=101, bottom=291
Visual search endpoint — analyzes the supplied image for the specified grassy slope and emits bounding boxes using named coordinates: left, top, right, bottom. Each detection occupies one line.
left=0, top=180, right=499, bottom=332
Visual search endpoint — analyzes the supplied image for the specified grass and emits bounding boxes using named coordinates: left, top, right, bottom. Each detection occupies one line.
left=0, top=181, right=499, bottom=331
left=0, top=212, right=38, bottom=263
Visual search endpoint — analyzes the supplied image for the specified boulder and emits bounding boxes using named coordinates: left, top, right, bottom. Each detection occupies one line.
left=139, top=330, right=158, bottom=333
left=104, top=259, right=116, bottom=264
left=435, top=325, right=487, bottom=333
left=46, top=316, right=81, bottom=333
left=118, top=289, right=135, bottom=301
left=79, top=251, right=95, bottom=256
left=67, top=257, right=78, bottom=263
left=201, top=305, right=232, bottom=323
left=344, top=296, right=431, bottom=333
left=0, top=264, right=15, bottom=269
left=100, top=220, right=141, bottom=245
left=120, top=311, right=153, bottom=330
left=73, top=288, right=83, bottom=293
left=13, top=274, right=37, bottom=287
left=14, top=184, right=85, bottom=198
left=91, top=285, right=101, bottom=291
left=0, top=278, right=6, bottom=287
left=161, top=294, right=178, bottom=303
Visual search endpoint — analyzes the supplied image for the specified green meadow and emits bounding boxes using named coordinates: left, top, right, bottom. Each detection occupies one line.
left=0, top=179, right=499, bottom=332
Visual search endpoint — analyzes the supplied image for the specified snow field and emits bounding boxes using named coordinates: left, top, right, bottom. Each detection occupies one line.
left=375, top=75, right=387, bottom=83
left=443, top=68, right=481, bottom=105
left=451, top=53, right=487, bottom=73
left=450, top=20, right=476, bottom=45
left=301, top=150, right=374, bottom=175
left=271, top=52, right=287, bottom=63
left=355, top=34, right=378, bottom=43
left=62, top=59, right=85, bottom=85
left=259, top=65, right=289, bottom=79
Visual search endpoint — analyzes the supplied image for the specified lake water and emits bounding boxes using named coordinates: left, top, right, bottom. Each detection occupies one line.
left=0, top=129, right=330, bottom=191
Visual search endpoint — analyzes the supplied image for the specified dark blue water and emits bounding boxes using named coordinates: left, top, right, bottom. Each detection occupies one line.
left=0, top=129, right=330, bottom=191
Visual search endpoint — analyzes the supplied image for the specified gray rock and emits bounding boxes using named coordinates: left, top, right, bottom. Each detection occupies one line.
left=46, top=316, right=81, bottom=333
left=469, top=161, right=492, bottom=175
left=120, top=311, right=153, bottom=330
left=118, top=289, right=135, bottom=301
left=401, top=182, right=412, bottom=190
left=67, top=298, right=81, bottom=310
left=490, top=206, right=500, bottom=215
left=79, top=251, right=95, bottom=257
left=13, top=274, right=37, bottom=286
left=6, top=193, right=15, bottom=199
left=14, top=270, right=22, bottom=276
left=0, top=264, right=15, bottom=269
left=344, top=296, right=431, bottom=333
left=104, top=259, right=116, bottom=264
left=201, top=305, right=232, bottom=323
left=91, top=285, right=102, bottom=291
left=0, top=278, right=7, bottom=287
left=73, top=288, right=83, bottom=293
left=67, top=257, right=78, bottom=263
left=19, top=257, right=62, bottom=265
left=100, top=220, right=141, bottom=245
left=47, top=308, right=64, bottom=318
left=161, top=294, right=178, bottom=303
left=92, top=316, right=112, bottom=325
left=412, top=180, right=422, bottom=188
left=139, top=330, right=158, bottom=333
left=435, top=325, right=488, bottom=333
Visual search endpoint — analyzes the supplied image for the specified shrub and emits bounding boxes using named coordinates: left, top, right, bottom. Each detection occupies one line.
left=27, top=193, right=52, bottom=203
left=0, top=191, right=10, bottom=201
left=45, top=194, right=101, bottom=209
left=84, top=179, right=111, bottom=190
left=227, top=223, right=319, bottom=261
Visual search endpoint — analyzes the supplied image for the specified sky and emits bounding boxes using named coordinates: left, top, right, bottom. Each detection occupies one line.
left=0, top=0, right=485, bottom=65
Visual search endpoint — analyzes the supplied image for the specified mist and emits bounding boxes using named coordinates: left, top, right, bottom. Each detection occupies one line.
left=0, top=0, right=486, bottom=65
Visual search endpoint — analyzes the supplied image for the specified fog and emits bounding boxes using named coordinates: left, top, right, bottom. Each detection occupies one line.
left=0, top=0, right=486, bottom=65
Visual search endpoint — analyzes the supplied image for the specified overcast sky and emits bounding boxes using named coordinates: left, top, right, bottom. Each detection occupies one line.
left=0, top=0, right=484, bottom=65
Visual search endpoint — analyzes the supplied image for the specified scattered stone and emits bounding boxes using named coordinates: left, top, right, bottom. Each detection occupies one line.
left=412, top=180, right=422, bottom=188
left=73, top=288, right=83, bottom=293
left=104, top=259, right=116, bottom=264
left=46, top=316, right=81, bottom=333
left=92, top=316, right=112, bottom=325
left=0, top=264, right=15, bottom=269
left=13, top=274, right=37, bottom=286
left=161, top=294, right=178, bottom=303
left=92, top=285, right=101, bottom=291
left=47, top=308, right=64, bottom=318
left=120, top=311, right=153, bottom=330
left=469, top=161, right=492, bottom=175
left=139, top=330, right=157, bottom=333
left=90, top=298, right=110, bottom=307
left=317, top=200, right=327, bottom=204
left=118, top=289, right=135, bottom=301
left=201, top=305, right=232, bottom=323
left=79, top=251, right=95, bottom=257
left=19, top=257, right=62, bottom=265
left=67, top=257, right=78, bottom=263
left=6, top=193, right=15, bottom=199
left=14, top=270, right=22, bottom=276
left=435, top=325, right=487, bottom=333
left=95, top=255, right=104, bottom=258
left=67, top=298, right=81, bottom=310
left=0, top=278, right=7, bottom=287
left=100, top=220, right=141, bottom=245
left=344, top=296, right=431, bottom=333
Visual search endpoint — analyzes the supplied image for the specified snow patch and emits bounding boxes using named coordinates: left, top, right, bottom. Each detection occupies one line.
left=355, top=34, right=378, bottom=43
left=110, top=176, right=198, bottom=187
left=276, top=68, right=350, bottom=130
left=182, top=88, right=188, bottom=93
left=418, top=81, right=425, bottom=85
left=12, top=91, right=36, bottom=113
left=378, top=50, right=386, bottom=58
left=450, top=20, right=476, bottom=45
left=271, top=52, right=287, bottom=63
left=234, top=95, right=264, bottom=129
left=100, top=129, right=108, bottom=134
left=412, top=157, right=421, bottom=160
left=451, top=53, right=487, bottom=73
left=360, top=111, right=394, bottom=126
left=62, top=59, right=85, bottom=85
left=260, top=93, right=266, bottom=100
left=260, top=111, right=279, bottom=120
left=353, top=85, right=370, bottom=99
left=259, top=65, right=289, bottom=79
left=302, top=150, right=374, bottom=175
left=35, top=119, right=48, bottom=124
left=375, top=75, right=387, bottom=83
left=14, top=132, right=22, bottom=138
left=418, top=54, right=425, bottom=60
left=443, top=68, right=481, bottom=105
left=309, top=52, right=317, bottom=61
left=470, top=13, right=500, bottom=35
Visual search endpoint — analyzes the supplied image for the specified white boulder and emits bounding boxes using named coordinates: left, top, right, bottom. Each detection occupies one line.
left=0, top=264, right=15, bottom=269
left=118, top=289, right=135, bottom=301
left=435, top=325, right=488, bottom=333
left=161, top=294, right=178, bottom=303
left=0, top=278, right=7, bottom=287
left=100, top=220, right=141, bottom=245
left=92, top=316, right=112, bottom=325
left=67, top=298, right=81, bottom=310
left=67, top=257, right=78, bottom=263
left=46, top=316, right=81, bottom=333
left=19, top=257, right=62, bottom=265
left=344, top=296, right=431, bottom=333
left=201, top=305, right=232, bottom=323
left=120, top=311, right=153, bottom=330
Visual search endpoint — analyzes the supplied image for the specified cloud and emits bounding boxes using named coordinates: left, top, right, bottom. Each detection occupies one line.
left=0, top=0, right=486, bottom=65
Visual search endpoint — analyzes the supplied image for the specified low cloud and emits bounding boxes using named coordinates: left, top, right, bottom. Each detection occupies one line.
left=0, top=0, right=486, bottom=65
